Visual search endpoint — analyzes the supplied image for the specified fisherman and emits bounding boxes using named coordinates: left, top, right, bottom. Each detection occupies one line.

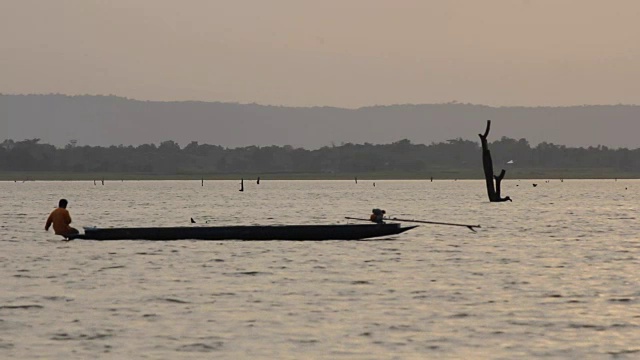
left=369, top=208, right=386, bottom=224
left=45, top=199, right=79, bottom=238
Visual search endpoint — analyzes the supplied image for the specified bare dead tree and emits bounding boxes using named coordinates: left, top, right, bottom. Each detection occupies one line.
left=479, top=120, right=512, bottom=202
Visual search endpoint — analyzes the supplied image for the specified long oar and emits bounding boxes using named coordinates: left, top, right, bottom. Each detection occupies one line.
left=344, top=216, right=480, bottom=232
left=387, top=217, right=481, bottom=232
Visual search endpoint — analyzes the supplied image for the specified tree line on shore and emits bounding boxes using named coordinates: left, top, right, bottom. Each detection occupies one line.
left=1, top=137, right=639, bottom=174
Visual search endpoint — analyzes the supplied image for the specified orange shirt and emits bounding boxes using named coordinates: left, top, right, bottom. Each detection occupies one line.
left=45, top=208, right=73, bottom=235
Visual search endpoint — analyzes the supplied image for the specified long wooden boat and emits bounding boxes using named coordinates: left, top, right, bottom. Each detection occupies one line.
left=68, top=223, right=418, bottom=241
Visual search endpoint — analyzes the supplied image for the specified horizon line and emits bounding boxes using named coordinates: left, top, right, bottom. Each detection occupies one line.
left=2, top=92, right=640, bottom=110
left=1, top=137, right=636, bottom=152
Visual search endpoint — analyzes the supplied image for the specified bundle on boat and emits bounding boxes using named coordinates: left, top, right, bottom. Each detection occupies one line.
left=68, top=223, right=418, bottom=241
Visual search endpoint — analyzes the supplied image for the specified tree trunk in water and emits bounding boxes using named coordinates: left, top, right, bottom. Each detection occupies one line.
left=479, top=120, right=512, bottom=202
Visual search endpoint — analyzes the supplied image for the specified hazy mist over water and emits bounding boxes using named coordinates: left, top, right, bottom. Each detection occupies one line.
left=1, top=180, right=639, bottom=358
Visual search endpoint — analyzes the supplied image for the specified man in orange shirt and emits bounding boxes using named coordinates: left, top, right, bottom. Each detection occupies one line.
left=45, top=199, right=79, bottom=238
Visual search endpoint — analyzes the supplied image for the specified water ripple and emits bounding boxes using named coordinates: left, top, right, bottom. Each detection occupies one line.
left=2, top=179, right=640, bottom=359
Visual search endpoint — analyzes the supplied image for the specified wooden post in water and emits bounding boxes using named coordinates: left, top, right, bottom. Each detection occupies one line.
left=479, top=120, right=511, bottom=202
left=239, top=178, right=244, bottom=192
left=201, top=177, right=204, bottom=187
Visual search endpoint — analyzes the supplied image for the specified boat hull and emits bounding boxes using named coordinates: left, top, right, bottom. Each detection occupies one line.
left=69, top=224, right=418, bottom=241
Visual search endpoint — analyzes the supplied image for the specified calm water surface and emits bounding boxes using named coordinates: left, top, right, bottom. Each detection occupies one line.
left=1, top=180, right=639, bottom=359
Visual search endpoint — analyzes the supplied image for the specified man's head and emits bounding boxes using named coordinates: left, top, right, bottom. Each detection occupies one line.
left=58, top=199, right=68, bottom=208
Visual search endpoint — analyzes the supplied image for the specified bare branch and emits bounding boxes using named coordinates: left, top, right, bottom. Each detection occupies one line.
left=480, top=120, right=491, bottom=138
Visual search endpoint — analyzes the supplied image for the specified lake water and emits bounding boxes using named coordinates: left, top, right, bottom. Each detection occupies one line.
left=1, top=179, right=639, bottom=359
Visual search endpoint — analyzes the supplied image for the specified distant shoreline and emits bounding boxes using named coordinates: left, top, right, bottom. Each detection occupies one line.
left=5, top=93, right=640, bottom=150
left=2, top=169, right=639, bottom=181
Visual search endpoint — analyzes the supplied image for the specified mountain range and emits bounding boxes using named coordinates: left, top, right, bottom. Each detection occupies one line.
left=2, top=94, right=639, bottom=149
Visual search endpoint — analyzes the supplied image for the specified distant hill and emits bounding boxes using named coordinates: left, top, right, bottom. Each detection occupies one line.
left=2, top=94, right=639, bottom=149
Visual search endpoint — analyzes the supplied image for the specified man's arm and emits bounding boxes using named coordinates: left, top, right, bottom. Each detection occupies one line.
left=64, top=211, right=72, bottom=225
left=45, top=213, right=53, bottom=231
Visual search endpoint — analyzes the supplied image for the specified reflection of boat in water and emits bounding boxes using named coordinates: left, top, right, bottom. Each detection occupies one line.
left=69, top=223, right=418, bottom=241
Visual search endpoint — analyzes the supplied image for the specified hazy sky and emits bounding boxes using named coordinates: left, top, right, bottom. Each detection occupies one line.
left=1, top=0, right=639, bottom=108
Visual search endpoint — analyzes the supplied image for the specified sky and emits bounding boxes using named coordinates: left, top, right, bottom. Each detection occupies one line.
left=1, top=0, right=639, bottom=108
